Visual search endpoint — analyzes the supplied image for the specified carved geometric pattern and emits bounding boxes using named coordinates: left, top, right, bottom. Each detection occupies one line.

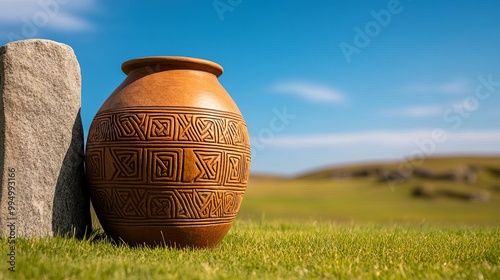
left=115, top=113, right=148, bottom=140
left=178, top=114, right=198, bottom=142
left=110, top=148, right=143, bottom=181
left=226, top=153, right=242, bottom=184
left=86, top=106, right=251, bottom=225
left=87, top=148, right=249, bottom=187
left=90, top=187, right=245, bottom=225
left=223, top=191, right=243, bottom=215
left=195, top=117, right=217, bottom=142
left=228, top=120, right=245, bottom=146
left=87, top=149, right=104, bottom=180
left=87, top=106, right=251, bottom=187
left=92, top=188, right=148, bottom=218
left=149, top=192, right=175, bottom=218
left=148, top=148, right=183, bottom=182
left=87, top=106, right=251, bottom=148
left=92, top=189, right=116, bottom=216
left=193, top=150, right=223, bottom=183
left=148, top=115, right=175, bottom=140
left=117, top=189, right=147, bottom=217
left=90, top=117, right=114, bottom=142
left=243, top=155, right=251, bottom=184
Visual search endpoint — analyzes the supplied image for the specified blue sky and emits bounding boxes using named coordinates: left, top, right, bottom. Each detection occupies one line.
left=1, top=0, right=500, bottom=176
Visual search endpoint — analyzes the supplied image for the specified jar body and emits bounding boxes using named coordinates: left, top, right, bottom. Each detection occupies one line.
left=85, top=57, right=251, bottom=248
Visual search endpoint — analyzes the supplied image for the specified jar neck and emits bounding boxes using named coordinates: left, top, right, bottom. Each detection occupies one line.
left=121, top=56, right=223, bottom=77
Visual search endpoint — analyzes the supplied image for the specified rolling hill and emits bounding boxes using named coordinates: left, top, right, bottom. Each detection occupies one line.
left=242, top=156, right=500, bottom=225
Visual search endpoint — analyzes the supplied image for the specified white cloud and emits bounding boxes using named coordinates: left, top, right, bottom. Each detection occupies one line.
left=0, top=0, right=97, bottom=32
left=405, top=79, right=471, bottom=95
left=251, top=129, right=500, bottom=175
left=271, top=81, right=345, bottom=103
left=265, top=130, right=500, bottom=150
left=48, top=14, right=92, bottom=31
left=384, top=105, right=442, bottom=117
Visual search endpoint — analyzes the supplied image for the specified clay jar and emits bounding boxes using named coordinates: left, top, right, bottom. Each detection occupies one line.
left=85, top=56, right=251, bottom=248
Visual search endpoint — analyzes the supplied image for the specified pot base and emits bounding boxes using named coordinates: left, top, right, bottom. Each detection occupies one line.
left=103, top=223, right=233, bottom=248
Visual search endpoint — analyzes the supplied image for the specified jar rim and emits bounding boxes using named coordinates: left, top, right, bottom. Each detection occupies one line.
left=121, top=56, right=224, bottom=77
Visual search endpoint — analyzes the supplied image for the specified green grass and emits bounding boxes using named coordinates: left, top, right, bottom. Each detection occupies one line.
left=1, top=222, right=499, bottom=279
left=1, top=156, right=500, bottom=279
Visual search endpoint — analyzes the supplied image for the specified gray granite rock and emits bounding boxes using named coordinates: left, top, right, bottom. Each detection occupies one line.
left=0, top=39, right=90, bottom=238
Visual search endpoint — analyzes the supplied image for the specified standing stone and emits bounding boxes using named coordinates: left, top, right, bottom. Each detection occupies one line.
left=0, top=39, right=90, bottom=238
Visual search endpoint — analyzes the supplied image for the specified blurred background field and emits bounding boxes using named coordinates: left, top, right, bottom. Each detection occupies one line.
left=44, top=155, right=500, bottom=279
left=237, top=156, right=500, bottom=226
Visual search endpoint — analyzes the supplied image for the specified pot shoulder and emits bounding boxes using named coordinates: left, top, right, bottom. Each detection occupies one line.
left=97, top=70, right=242, bottom=116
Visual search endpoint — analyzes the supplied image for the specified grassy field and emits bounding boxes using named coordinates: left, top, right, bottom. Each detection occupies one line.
left=1, top=156, right=499, bottom=279
left=241, top=156, right=500, bottom=225
left=240, top=176, right=500, bottom=226
left=1, top=222, right=499, bottom=279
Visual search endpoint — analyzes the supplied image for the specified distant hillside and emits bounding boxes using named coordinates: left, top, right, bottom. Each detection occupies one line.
left=295, top=156, right=500, bottom=183
left=249, top=173, right=290, bottom=182
left=243, top=155, right=500, bottom=224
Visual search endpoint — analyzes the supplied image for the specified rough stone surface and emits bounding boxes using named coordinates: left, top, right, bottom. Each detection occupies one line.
left=0, top=39, right=90, bottom=238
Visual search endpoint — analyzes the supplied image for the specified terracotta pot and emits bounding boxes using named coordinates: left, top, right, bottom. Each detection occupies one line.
left=85, top=56, right=251, bottom=248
